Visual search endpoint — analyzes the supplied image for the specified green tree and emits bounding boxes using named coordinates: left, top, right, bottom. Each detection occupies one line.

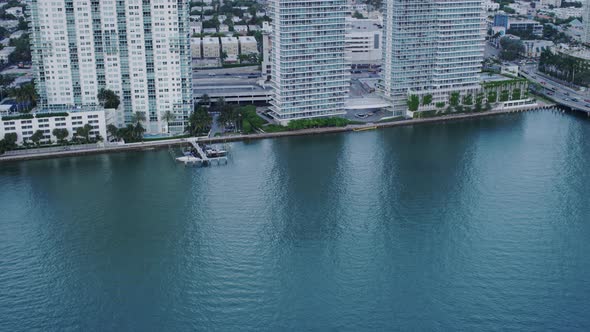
left=162, top=110, right=175, bottom=134
left=462, top=94, right=473, bottom=105
left=422, top=94, right=433, bottom=105
left=407, top=95, right=420, bottom=111
left=198, top=94, right=211, bottom=107
left=449, top=92, right=460, bottom=106
left=52, top=128, right=69, bottom=144
left=30, top=130, right=44, bottom=147
left=3, top=132, right=17, bottom=149
left=75, top=124, right=93, bottom=143
left=487, top=91, right=498, bottom=103
left=107, top=124, right=119, bottom=141
left=499, top=37, right=525, bottom=61
left=185, top=106, right=212, bottom=136
left=512, top=88, right=521, bottom=100
left=499, top=90, right=510, bottom=102
left=97, top=88, right=121, bottom=109
left=131, top=112, right=146, bottom=126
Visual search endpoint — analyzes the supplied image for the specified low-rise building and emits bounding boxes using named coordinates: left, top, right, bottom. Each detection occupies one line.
left=220, top=37, right=239, bottom=62
left=483, top=0, right=500, bottom=11
left=234, top=25, right=248, bottom=34
left=5, top=7, right=23, bottom=18
left=239, top=36, right=258, bottom=56
left=248, top=25, right=261, bottom=32
left=0, top=20, right=18, bottom=31
left=191, top=38, right=202, bottom=58
left=0, top=46, right=15, bottom=63
left=522, top=40, right=554, bottom=58
left=190, top=21, right=202, bottom=35
left=508, top=18, right=543, bottom=36
left=345, top=18, right=382, bottom=66
left=540, top=0, right=562, bottom=8
left=9, top=30, right=24, bottom=40
left=0, top=109, right=108, bottom=146
left=202, top=37, right=220, bottom=58
left=202, top=28, right=217, bottom=35
left=219, top=24, right=230, bottom=33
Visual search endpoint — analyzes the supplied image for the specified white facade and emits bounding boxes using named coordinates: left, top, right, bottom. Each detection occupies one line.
left=483, top=0, right=500, bottom=11
left=28, top=0, right=193, bottom=134
left=202, top=37, right=220, bottom=58
left=345, top=18, right=382, bottom=66
left=540, top=0, right=562, bottom=7
left=381, top=0, right=485, bottom=114
left=190, top=21, right=202, bottom=35
left=0, top=109, right=108, bottom=145
left=268, top=0, right=350, bottom=123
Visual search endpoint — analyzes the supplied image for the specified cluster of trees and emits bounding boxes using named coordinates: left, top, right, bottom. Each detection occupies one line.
left=185, top=106, right=212, bottom=136
left=8, top=34, right=31, bottom=64
left=542, top=24, right=573, bottom=44
left=539, top=49, right=590, bottom=87
left=0, top=124, right=104, bottom=154
left=7, top=83, right=36, bottom=112
left=407, top=94, right=434, bottom=112
left=238, top=53, right=260, bottom=64
left=0, top=133, right=17, bottom=154
left=186, top=96, right=266, bottom=135
left=499, top=37, right=525, bottom=61
left=106, top=113, right=146, bottom=143
left=285, top=117, right=351, bottom=131
left=561, top=1, right=582, bottom=8
left=506, top=27, right=536, bottom=40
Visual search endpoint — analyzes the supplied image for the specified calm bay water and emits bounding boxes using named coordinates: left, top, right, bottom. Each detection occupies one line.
left=1, top=111, right=590, bottom=331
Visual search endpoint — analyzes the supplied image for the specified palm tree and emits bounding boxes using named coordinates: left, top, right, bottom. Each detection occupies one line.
left=131, top=112, right=146, bottom=126
left=161, top=111, right=175, bottom=134
left=185, top=106, right=212, bottom=136
left=199, top=94, right=211, bottom=108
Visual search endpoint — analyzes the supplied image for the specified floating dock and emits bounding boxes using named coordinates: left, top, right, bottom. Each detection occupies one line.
left=185, top=138, right=228, bottom=166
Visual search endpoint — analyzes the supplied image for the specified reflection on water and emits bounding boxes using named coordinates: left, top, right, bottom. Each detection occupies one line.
left=1, top=112, right=590, bottom=331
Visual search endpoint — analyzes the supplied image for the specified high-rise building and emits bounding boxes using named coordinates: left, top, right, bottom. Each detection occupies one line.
left=584, top=3, right=590, bottom=44
left=268, top=0, right=350, bottom=124
left=27, top=0, right=192, bottom=134
left=380, top=0, right=484, bottom=114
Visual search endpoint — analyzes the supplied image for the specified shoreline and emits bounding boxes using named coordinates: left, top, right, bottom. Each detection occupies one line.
left=0, top=105, right=558, bottom=163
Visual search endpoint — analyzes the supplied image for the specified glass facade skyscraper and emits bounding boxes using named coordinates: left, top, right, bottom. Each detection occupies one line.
left=27, top=0, right=192, bottom=134
left=380, top=0, right=484, bottom=114
left=268, top=0, right=350, bottom=124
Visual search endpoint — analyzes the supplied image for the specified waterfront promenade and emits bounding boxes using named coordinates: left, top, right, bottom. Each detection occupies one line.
left=0, top=104, right=555, bottom=162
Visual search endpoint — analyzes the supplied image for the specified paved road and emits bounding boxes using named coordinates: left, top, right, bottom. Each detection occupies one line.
left=519, top=64, right=590, bottom=114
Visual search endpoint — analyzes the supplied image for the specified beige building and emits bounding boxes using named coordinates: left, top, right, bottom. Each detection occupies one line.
left=220, top=37, right=239, bottom=62
left=202, top=37, right=220, bottom=58
left=191, top=38, right=202, bottom=58
left=239, top=36, right=259, bottom=55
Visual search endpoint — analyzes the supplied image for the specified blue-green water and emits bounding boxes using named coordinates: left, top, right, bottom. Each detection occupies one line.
left=1, top=111, right=590, bottom=331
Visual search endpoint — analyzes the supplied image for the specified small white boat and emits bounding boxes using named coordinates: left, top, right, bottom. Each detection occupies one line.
left=176, top=155, right=201, bottom=163
left=206, top=149, right=228, bottom=158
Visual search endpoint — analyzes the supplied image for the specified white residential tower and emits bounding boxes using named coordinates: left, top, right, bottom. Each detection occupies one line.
left=268, top=0, right=350, bottom=124
left=27, top=0, right=193, bottom=134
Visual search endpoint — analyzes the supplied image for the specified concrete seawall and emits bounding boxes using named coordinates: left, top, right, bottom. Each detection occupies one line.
left=0, top=105, right=558, bottom=163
